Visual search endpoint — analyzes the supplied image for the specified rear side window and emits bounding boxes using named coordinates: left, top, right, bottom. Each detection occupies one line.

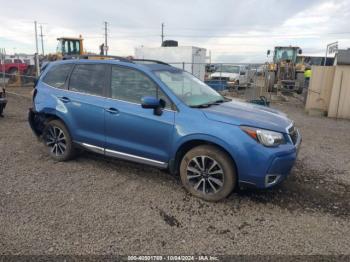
left=43, top=64, right=73, bottom=89
left=69, top=64, right=108, bottom=96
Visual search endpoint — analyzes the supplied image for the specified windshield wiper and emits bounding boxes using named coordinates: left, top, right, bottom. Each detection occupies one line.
left=190, top=97, right=232, bottom=108
left=190, top=98, right=231, bottom=108
left=190, top=104, right=212, bottom=108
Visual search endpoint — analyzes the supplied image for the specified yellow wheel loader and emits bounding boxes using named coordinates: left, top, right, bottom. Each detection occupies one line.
left=266, top=46, right=305, bottom=94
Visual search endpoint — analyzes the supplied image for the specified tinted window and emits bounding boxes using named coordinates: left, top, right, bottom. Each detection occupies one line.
left=69, top=64, right=108, bottom=96
left=111, top=66, right=172, bottom=108
left=43, top=63, right=73, bottom=89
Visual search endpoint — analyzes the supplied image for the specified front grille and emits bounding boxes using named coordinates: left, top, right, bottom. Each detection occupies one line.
left=288, top=125, right=298, bottom=145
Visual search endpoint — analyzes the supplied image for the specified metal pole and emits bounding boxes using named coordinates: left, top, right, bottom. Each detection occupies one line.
left=324, top=44, right=328, bottom=66
left=104, top=21, right=108, bottom=56
left=1, top=48, right=6, bottom=89
left=161, top=23, right=164, bottom=46
left=324, top=41, right=338, bottom=66
left=34, top=21, right=40, bottom=77
left=40, top=25, right=45, bottom=55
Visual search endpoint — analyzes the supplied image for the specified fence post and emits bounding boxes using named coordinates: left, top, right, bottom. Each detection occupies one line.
left=1, top=48, right=6, bottom=89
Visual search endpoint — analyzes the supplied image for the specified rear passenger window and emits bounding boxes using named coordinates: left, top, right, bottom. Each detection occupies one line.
left=111, top=66, right=172, bottom=109
left=43, top=64, right=73, bottom=89
left=69, top=64, right=108, bottom=96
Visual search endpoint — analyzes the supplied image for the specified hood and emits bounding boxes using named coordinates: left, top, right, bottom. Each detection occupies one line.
left=210, top=72, right=239, bottom=79
left=202, top=99, right=292, bottom=133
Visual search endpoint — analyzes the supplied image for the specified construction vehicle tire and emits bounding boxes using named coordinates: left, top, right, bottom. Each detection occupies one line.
left=267, top=71, right=275, bottom=92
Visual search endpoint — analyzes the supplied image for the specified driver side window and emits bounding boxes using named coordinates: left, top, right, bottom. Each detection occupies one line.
left=111, top=66, right=172, bottom=109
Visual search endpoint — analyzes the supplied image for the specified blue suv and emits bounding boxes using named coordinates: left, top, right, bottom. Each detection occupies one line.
left=29, top=59, right=301, bottom=201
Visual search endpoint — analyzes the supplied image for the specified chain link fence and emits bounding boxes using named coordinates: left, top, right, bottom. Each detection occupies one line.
left=1, top=49, right=37, bottom=89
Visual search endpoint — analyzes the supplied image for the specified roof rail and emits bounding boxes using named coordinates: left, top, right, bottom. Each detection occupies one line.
left=78, top=55, right=133, bottom=63
left=131, top=59, right=170, bottom=66
left=63, top=54, right=133, bottom=63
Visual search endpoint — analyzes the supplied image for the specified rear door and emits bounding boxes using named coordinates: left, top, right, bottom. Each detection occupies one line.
left=64, top=63, right=109, bottom=148
left=104, top=65, right=175, bottom=165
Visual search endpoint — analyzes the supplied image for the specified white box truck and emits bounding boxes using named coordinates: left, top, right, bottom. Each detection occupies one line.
left=134, top=46, right=207, bottom=81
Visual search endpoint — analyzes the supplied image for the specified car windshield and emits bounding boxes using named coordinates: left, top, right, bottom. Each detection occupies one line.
left=154, top=70, right=225, bottom=107
left=217, top=65, right=240, bottom=73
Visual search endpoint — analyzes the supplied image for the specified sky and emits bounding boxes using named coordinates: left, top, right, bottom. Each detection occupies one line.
left=0, top=0, right=349, bottom=62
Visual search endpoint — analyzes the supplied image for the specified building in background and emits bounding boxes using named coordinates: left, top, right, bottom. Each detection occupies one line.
left=135, top=45, right=207, bottom=81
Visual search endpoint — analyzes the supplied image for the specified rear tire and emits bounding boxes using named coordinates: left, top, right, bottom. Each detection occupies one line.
left=43, top=119, right=75, bottom=161
left=179, top=145, right=236, bottom=202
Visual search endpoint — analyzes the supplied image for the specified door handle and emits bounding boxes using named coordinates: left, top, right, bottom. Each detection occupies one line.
left=58, top=96, right=70, bottom=103
left=105, top=107, right=119, bottom=114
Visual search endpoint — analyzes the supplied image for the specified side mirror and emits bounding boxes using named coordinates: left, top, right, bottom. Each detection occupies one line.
left=141, top=96, right=165, bottom=116
left=267, top=50, right=271, bottom=56
left=298, top=49, right=302, bottom=54
left=240, top=71, right=246, bottom=75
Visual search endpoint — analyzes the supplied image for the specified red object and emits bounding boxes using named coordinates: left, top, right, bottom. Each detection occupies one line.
left=0, top=59, right=28, bottom=75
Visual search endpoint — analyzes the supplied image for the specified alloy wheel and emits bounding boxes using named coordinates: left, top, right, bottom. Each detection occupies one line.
left=45, top=125, right=67, bottom=156
left=186, top=155, right=224, bottom=194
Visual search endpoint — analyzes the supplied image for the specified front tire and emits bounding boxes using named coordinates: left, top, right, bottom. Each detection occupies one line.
left=43, top=119, right=75, bottom=161
left=179, top=145, right=236, bottom=201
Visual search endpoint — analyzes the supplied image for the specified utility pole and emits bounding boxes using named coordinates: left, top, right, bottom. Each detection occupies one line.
left=161, top=22, right=164, bottom=46
left=39, top=25, right=45, bottom=55
left=34, top=21, right=40, bottom=77
left=104, top=21, right=108, bottom=56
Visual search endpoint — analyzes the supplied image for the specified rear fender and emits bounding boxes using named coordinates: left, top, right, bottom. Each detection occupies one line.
left=28, top=108, right=46, bottom=137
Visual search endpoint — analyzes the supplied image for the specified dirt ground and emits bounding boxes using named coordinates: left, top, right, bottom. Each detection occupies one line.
left=0, top=88, right=349, bottom=255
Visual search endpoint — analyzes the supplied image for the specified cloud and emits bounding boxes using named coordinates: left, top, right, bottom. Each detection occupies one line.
left=0, top=0, right=349, bottom=62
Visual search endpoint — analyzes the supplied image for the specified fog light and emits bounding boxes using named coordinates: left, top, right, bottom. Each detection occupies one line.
left=265, top=174, right=281, bottom=187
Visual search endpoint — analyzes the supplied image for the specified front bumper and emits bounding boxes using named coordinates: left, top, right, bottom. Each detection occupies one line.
left=0, top=97, right=7, bottom=105
left=0, top=96, right=7, bottom=114
left=239, top=128, right=302, bottom=189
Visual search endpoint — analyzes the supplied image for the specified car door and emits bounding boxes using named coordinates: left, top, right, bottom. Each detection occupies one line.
left=64, top=63, right=108, bottom=149
left=104, top=65, right=175, bottom=166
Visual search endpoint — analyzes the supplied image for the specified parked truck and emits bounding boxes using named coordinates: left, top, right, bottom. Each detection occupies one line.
left=0, top=58, right=29, bottom=76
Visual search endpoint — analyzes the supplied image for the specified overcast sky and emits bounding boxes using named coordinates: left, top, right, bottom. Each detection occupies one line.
left=0, top=0, right=349, bottom=62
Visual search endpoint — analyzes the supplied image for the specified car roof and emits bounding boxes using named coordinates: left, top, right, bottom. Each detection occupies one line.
left=49, top=59, right=178, bottom=72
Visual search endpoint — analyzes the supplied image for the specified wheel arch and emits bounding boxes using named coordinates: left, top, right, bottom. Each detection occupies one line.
left=29, top=108, right=71, bottom=138
left=170, top=135, right=238, bottom=177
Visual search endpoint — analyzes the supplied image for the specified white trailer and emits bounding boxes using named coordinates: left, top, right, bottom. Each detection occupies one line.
left=134, top=46, right=207, bottom=81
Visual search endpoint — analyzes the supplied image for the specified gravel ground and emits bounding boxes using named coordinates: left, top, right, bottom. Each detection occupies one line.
left=0, top=89, right=349, bottom=255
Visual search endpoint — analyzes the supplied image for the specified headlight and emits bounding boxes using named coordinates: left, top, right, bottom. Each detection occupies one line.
left=241, top=126, right=285, bottom=147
